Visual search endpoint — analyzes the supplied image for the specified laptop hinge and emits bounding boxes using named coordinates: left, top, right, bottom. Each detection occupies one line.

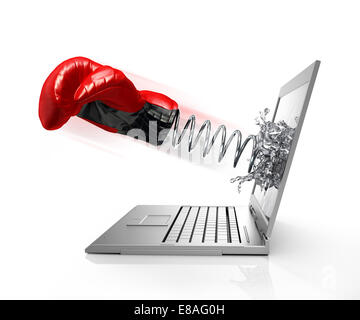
left=249, top=204, right=269, bottom=242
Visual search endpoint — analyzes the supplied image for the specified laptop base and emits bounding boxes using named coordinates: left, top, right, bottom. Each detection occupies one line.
left=85, top=205, right=269, bottom=256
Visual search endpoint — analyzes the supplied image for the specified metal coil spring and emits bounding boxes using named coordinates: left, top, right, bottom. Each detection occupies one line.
left=171, top=112, right=258, bottom=171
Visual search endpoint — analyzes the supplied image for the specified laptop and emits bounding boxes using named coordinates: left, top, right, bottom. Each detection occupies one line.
left=85, top=61, right=320, bottom=255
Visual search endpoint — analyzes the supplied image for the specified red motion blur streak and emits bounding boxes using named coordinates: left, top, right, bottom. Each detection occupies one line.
left=124, top=71, right=240, bottom=130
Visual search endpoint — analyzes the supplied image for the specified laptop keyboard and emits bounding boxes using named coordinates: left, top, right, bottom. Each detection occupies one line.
left=162, top=206, right=242, bottom=244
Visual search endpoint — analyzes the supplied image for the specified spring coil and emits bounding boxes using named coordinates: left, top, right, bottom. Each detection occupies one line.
left=170, top=112, right=258, bottom=171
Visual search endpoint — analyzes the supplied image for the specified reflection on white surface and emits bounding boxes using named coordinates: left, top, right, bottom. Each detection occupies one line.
left=77, top=220, right=340, bottom=300
left=87, top=255, right=274, bottom=299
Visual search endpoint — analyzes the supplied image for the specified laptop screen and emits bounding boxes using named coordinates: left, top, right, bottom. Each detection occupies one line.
left=252, top=81, right=310, bottom=219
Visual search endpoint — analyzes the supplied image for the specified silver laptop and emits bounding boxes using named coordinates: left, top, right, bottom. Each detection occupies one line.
left=86, top=61, right=320, bottom=256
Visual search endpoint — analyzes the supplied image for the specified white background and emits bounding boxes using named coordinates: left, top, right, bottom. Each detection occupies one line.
left=0, top=0, right=359, bottom=299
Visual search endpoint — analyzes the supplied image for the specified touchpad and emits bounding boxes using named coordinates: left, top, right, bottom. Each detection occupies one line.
left=141, top=215, right=171, bottom=225
left=128, top=215, right=171, bottom=226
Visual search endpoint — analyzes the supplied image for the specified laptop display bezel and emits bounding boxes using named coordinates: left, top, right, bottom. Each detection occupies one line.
left=249, top=61, right=321, bottom=238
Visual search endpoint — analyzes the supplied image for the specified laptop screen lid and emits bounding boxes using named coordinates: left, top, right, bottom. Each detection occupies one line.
left=249, top=61, right=320, bottom=238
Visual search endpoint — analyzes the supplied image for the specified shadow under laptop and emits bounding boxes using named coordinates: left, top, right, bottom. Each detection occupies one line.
left=86, top=254, right=274, bottom=299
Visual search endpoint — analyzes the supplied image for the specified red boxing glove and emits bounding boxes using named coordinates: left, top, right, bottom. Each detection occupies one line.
left=39, top=57, right=178, bottom=144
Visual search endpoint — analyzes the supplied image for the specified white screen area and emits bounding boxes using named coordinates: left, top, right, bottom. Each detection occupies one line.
left=253, top=82, right=309, bottom=219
